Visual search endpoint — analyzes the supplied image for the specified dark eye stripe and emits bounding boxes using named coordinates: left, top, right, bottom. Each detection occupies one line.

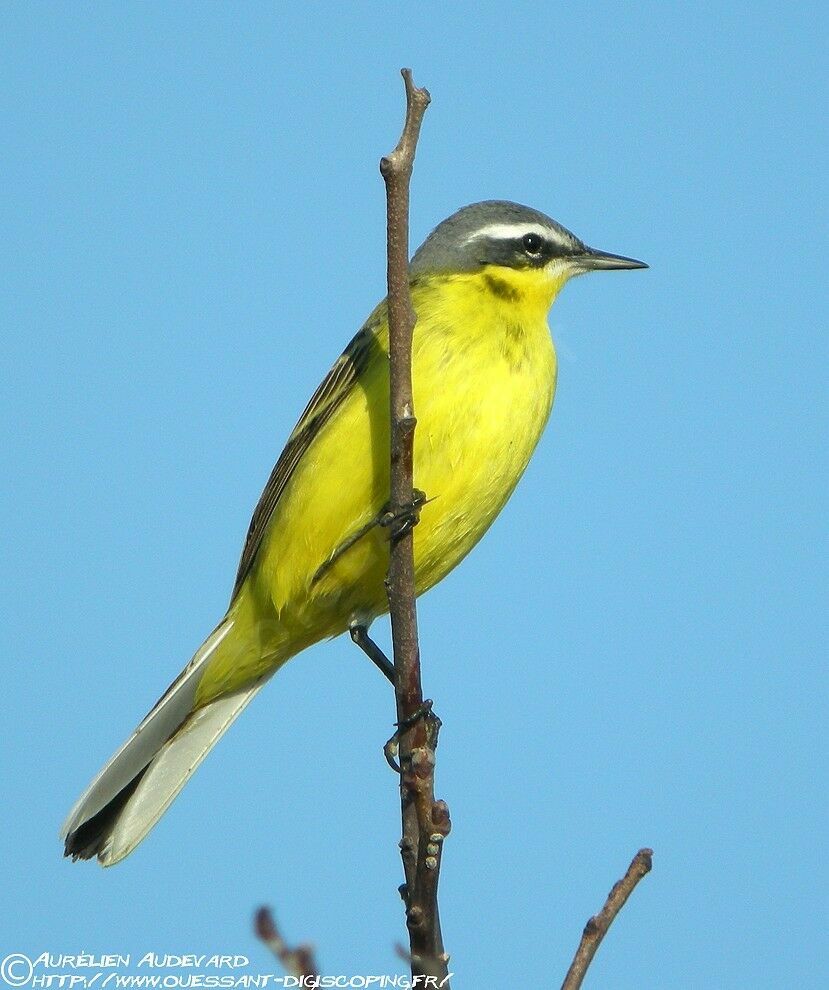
left=468, top=230, right=575, bottom=269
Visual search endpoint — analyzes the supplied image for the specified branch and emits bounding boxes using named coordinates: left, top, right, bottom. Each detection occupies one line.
left=560, top=848, right=653, bottom=990
left=254, top=907, right=318, bottom=980
left=381, top=69, right=451, bottom=984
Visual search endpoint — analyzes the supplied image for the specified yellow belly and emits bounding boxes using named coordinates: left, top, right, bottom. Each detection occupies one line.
left=197, top=271, right=557, bottom=703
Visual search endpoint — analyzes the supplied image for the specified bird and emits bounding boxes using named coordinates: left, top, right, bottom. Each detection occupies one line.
left=61, top=200, right=646, bottom=865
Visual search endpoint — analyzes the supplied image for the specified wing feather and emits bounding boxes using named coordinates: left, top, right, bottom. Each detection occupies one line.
left=230, top=323, right=381, bottom=599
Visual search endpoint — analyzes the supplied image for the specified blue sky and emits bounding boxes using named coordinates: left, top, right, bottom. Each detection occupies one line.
left=2, top=3, right=826, bottom=987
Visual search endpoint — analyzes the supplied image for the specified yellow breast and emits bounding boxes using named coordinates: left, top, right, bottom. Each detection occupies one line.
left=210, top=266, right=558, bottom=694
left=266, top=266, right=555, bottom=615
left=199, top=269, right=559, bottom=703
left=407, top=269, right=557, bottom=591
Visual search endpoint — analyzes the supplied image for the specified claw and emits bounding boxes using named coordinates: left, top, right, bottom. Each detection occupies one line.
left=382, top=700, right=439, bottom=774
left=379, top=488, right=428, bottom=540
left=312, top=489, right=428, bottom=584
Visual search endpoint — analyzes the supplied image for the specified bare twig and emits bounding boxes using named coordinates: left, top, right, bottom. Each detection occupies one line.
left=381, top=69, right=451, bottom=985
left=254, top=907, right=318, bottom=980
left=560, top=848, right=653, bottom=990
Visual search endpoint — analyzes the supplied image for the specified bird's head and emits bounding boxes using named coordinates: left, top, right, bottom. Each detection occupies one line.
left=411, top=201, right=646, bottom=307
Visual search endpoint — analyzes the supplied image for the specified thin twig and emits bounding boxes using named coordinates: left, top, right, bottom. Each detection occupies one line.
left=560, top=848, right=653, bottom=990
left=381, top=69, right=451, bottom=985
left=254, top=906, right=318, bottom=980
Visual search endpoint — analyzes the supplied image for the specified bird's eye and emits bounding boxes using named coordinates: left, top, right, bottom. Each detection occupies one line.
left=522, top=232, right=544, bottom=256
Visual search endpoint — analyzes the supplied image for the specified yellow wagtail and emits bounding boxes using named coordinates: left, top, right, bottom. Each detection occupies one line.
left=62, top=201, right=646, bottom=865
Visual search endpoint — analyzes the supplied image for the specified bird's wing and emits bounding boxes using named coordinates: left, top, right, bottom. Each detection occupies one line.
left=231, top=322, right=383, bottom=600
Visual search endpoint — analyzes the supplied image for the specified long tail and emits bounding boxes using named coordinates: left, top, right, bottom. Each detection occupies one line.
left=61, top=617, right=268, bottom=866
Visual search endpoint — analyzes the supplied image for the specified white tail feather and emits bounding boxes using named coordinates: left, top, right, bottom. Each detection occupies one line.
left=61, top=618, right=235, bottom=843
left=98, top=678, right=267, bottom=865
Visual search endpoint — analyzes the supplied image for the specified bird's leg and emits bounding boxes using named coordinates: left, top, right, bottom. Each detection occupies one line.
left=311, top=519, right=379, bottom=585
left=349, top=622, right=396, bottom=685
left=348, top=621, right=439, bottom=773
left=311, top=489, right=428, bottom=585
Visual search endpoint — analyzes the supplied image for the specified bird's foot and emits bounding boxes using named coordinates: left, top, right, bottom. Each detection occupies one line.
left=378, top=488, right=428, bottom=541
left=311, top=489, right=427, bottom=586
left=383, top=700, right=441, bottom=773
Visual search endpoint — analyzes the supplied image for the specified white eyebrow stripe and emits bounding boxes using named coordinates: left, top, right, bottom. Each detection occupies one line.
left=462, top=222, right=553, bottom=246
